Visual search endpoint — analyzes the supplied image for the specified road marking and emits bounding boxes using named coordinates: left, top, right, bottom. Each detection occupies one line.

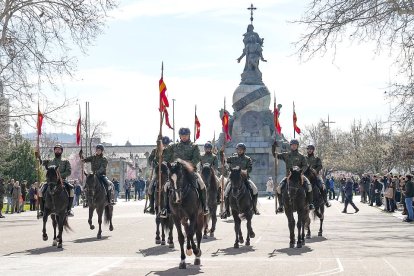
left=298, top=258, right=343, bottom=276
left=87, top=258, right=124, bottom=276
left=382, top=257, right=402, bottom=276
left=255, top=236, right=262, bottom=244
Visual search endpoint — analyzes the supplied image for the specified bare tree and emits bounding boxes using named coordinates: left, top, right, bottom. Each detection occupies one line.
left=296, top=1, right=414, bottom=128
left=0, top=0, right=117, bottom=125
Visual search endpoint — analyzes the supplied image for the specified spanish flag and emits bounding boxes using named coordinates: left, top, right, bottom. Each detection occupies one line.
left=76, top=117, right=81, bottom=145
left=293, top=101, right=301, bottom=135
left=274, top=102, right=281, bottom=135
left=159, top=77, right=169, bottom=109
left=37, top=105, right=44, bottom=136
left=222, top=110, right=231, bottom=141
left=195, top=114, right=201, bottom=141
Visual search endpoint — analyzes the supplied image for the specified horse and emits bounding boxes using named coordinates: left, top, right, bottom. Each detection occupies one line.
left=228, top=166, right=255, bottom=249
left=283, top=166, right=308, bottom=249
left=154, top=162, right=174, bottom=248
left=200, top=163, right=218, bottom=239
left=304, top=166, right=325, bottom=238
left=167, top=160, right=204, bottom=269
left=84, top=173, right=114, bottom=239
left=42, top=165, right=71, bottom=248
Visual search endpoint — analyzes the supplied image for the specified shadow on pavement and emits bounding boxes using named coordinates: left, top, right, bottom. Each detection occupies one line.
left=138, top=245, right=176, bottom=257
left=273, top=246, right=313, bottom=256
left=305, top=236, right=327, bottom=244
left=3, top=245, right=64, bottom=256
left=73, top=236, right=109, bottom=243
left=211, top=246, right=256, bottom=257
left=200, top=236, right=218, bottom=244
left=148, top=264, right=203, bottom=276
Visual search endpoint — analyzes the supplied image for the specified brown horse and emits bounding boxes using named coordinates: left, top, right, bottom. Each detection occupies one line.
left=200, top=163, right=219, bottom=239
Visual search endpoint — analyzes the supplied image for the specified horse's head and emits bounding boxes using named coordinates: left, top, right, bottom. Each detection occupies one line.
left=289, top=166, right=303, bottom=184
left=201, top=163, right=213, bottom=188
left=229, top=166, right=245, bottom=189
left=46, top=165, right=60, bottom=195
left=154, top=162, right=169, bottom=186
left=304, top=166, right=317, bottom=184
left=84, top=171, right=96, bottom=190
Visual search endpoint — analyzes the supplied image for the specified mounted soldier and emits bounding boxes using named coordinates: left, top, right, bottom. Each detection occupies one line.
left=81, top=144, right=115, bottom=205
left=306, top=145, right=331, bottom=207
left=199, top=142, right=219, bottom=172
left=160, top=127, right=209, bottom=218
left=272, top=139, right=314, bottom=212
left=37, top=144, right=74, bottom=217
left=220, top=143, right=260, bottom=218
left=147, top=136, right=172, bottom=214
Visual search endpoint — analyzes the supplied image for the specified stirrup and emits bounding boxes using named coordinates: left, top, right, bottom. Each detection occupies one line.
left=159, top=209, right=168, bottom=218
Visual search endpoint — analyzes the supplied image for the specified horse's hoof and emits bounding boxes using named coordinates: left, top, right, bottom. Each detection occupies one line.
left=289, top=243, right=294, bottom=248
left=318, top=232, right=322, bottom=237
left=194, top=258, right=201, bottom=266
left=155, top=239, right=161, bottom=245
left=246, top=240, right=250, bottom=246
left=161, top=240, right=166, bottom=246
left=302, top=240, right=306, bottom=246
left=239, top=237, right=244, bottom=244
left=306, top=234, right=311, bottom=239
left=109, top=225, right=114, bottom=231
left=179, top=261, right=186, bottom=269
left=234, top=243, right=239, bottom=249
left=249, top=231, right=255, bottom=239
left=43, top=235, right=48, bottom=241
left=210, top=232, right=215, bottom=238
left=203, top=234, right=208, bottom=239
left=90, top=225, right=95, bottom=230
left=57, top=243, right=62, bottom=249
left=97, top=234, right=102, bottom=239
left=186, top=249, right=193, bottom=256
left=297, top=242, right=302, bottom=249
left=52, top=240, right=57, bottom=246
left=196, top=249, right=202, bottom=258
left=168, top=243, right=174, bottom=249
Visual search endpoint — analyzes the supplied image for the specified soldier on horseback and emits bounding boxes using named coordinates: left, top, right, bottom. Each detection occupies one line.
left=199, top=142, right=219, bottom=172
left=147, top=136, right=172, bottom=214
left=272, top=139, right=314, bottom=212
left=306, top=145, right=331, bottom=207
left=160, top=127, right=209, bottom=218
left=81, top=144, right=115, bottom=205
left=220, top=143, right=260, bottom=218
left=37, top=144, right=74, bottom=217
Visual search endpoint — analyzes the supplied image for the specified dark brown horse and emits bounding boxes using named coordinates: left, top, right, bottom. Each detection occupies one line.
left=283, top=166, right=308, bottom=248
left=42, top=165, right=71, bottom=248
left=304, top=166, right=325, bottom=238
left=200, top=163, right=219, bottom=239
left=167, top=160, right=204, bottom=269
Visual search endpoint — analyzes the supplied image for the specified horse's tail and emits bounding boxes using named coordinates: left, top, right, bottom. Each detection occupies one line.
left=104, top=205, right=113, bottom=224
left=64, top=216, right=73, bottom=232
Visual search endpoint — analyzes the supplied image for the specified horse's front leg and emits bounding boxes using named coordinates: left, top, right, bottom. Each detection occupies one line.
left=97, top=207, right=103, bottom=239
left=210, top=206, right=217, bottom=238
left=155, top=215, right=161, bottom=244
left=194, top=213, right=203, bottom=266
left=88, top=206, right=95, bottom=230
left=296, top=211, right=303, bottom=248
left=246, top=215, right=255, bottom=246
left=233, top=212, right=241, bottom=248
left=168, top=220, right=174, bottom=248
left=57, top=214, right=64, bottom=248
left=203, top=214, right=209, bottom=239
left=42, top=208, right=49, bottom=241
left=285, top=209, right=295, bottom=248
left=161, top=219, right=166, bottom=245
left=174, top=220, right=186, bottom=269
left=319, top=214, right=324, bottom=237
left=52, top=214, right=58, bottom=246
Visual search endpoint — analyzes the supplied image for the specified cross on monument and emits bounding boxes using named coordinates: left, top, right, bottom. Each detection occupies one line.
left=322, top=114, right=336, bottom=133
left=247, top=3, right=257, bottom=24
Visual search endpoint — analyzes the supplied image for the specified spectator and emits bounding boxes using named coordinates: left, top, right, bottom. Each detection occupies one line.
left=20, top=180, right=27, bottom=212
left=74, top=180, right=82, bottom=207
left=28, top=183, right=37, bottom=211
left=400, top=176, right=407, bottom=215
left=11, top=180, right=21, bottom=214
left=124, top=179, right=131, bottom=201
left=342, top=177, right=359, bottom=214
left=384, top=177, right=396, bottom=212
left=370, top=174, right=383, bottom=207
left=5, top=179, right=14, bottom=214
left=0, top=178, right=5, bottom=218
left=138, top=177, right=146, bottom=200
left=266, top=177, right=274, bottom=199
left=113, top=178, right=120, bottom=202
left=360, top=174, right=370, bottom=203
left=336, top=176, right=345, bottom=203
left=328, top=176, right=335, bottom=200
left=403, top=174, right=414, bottom=222
left=134, top=178, right=140, bottom=201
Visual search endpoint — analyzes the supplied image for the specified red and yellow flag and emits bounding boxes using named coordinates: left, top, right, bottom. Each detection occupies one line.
left=37, top=107, right=44, bottom=136
left=163, top=105, right=173, bottom=129
left=159, top=77, right=169, bottom=109
left=76, top=117, right=81, bottom=145
left=222, top=110, right=231, bottom=141
left=274, top=102, right=281, bottom=135
left=293, top=102, right=301, bottom=135
left=195, top=114, right=201, bottom=141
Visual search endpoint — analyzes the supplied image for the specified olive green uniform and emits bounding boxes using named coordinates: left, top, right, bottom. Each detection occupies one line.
left=83, top=154, right=114, bottom=204
left=0, top=181, right=5, bottom=217
left=306, top=153, right=330, bottom=206
left=200, top=152, right=219, bottom=171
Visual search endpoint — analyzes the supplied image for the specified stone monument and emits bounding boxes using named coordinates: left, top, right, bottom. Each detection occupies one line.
left=218, top=4, right=288, bottom=191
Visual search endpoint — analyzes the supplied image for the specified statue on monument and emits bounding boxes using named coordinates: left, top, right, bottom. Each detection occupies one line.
left=237, top=24, right=267, bottom=85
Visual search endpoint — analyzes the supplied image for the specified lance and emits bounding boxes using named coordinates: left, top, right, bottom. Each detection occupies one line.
left=220, top=98, right=227, bottom=216
left=274, top=92, right=279, bottom=214
left=157, top=62, right=164, bottom=214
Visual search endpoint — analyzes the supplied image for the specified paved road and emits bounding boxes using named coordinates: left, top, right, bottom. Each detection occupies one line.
left=0, top=197, right=413, bottom=276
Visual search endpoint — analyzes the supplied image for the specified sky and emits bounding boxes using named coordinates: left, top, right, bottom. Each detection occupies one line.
left=31, top=0, right=397, bottom=145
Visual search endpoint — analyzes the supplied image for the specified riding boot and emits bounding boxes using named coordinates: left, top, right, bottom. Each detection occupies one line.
left=306, top=191, right=314, bottom=210
left=221, top=196, right=230, bottom=219
left=160, top=191, right=169, bottom=218
left=252, top=194, right=260, bottom=215
left=67, top=197, right=74, bottom=217
left=149, top=193, right=155, bottom=215
left=39, top=197, right=44, bottom=216
left=200, top=189, right=209, bottom=215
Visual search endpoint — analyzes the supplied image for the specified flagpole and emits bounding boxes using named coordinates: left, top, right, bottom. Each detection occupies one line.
left=274, top=92, right=279, bottom=214
left=293, top=101, right=296, bottom=139
left=220, top=97, right=226, bottom=216
left=79, top=104, right=84, bottom=186
left=157, top=62, right=164, bottom=215
left=172, top=99, right=176, bottom=144
left=36, top=99, right=41, bottom=219
left=194, top=105, right=196, bottom=142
